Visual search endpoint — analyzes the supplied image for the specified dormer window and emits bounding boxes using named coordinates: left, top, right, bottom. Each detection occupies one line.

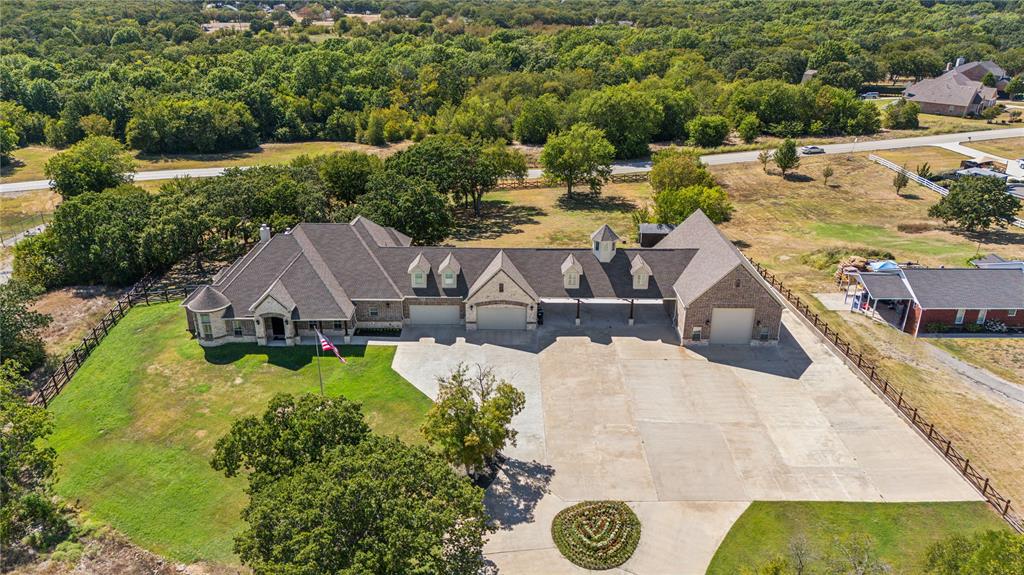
left=633, top=271, right=647, bottom=289
left=630, top=254, right=652, bottom=290
left=408, top=252, right=431, bottom=289
left=438, top=251, right=460, bottom=290
left=561, top=253, right=584, bottom=289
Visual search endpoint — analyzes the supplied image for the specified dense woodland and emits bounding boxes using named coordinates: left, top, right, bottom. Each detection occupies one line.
left=2, top=0, right=1023, bottom=158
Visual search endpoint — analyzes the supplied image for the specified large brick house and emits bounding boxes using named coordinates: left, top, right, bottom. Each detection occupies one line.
left=851, top=268, right=1024, bottom=336
left=183, top=210, right=784, bottom=346
left=902, top=60, right=1002, bottom=117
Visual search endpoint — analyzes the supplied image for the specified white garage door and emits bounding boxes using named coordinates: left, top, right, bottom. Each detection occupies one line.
left=710, top=308, right=755, bottom=344
left=408, top=305, right=461, bottom=325
left=477, top=306, right=527, bottom=330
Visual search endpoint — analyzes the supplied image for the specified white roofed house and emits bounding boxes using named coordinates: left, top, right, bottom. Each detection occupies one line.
left=183, top=210, right=784, bottom=346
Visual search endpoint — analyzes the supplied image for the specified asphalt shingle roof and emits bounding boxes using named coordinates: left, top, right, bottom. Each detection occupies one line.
left=857, top=272, right=912, bottom=300
left=901, top=268, right=1024, bottom=309
left=190, top=212, right=767, bottom=320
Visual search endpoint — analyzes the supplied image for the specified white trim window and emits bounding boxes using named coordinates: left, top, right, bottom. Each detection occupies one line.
left=976, top=310, right=987, bottom=324
left=200, top=313, right=212, bottom=340
left=633, top=272, right=648, bottom=290
left=691, top=326, right=702, bottom=341
left=412, top=271, right=426, bottom=288
left=368, top=305, right=380, bottom=318
left=954, top=309, right=966, bottom=325
left=566, top=271, right=579, bottom=288
left=1009, top=309, right=1018, bottom=317
left=442, top=271, right=456, bottom=288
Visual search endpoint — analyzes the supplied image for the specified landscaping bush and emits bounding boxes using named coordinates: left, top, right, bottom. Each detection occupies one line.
left=964, top=322, right=984, bottom=333
left=896, top=222, right=936, bottom=234
left=924, top=322, right=946, bottom=333
left=551, top=501, right=641, bottom=569
left=799, top=246, right=895, bottom=271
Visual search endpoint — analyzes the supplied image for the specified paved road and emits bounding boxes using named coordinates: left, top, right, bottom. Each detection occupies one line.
left=4, top=128, right=1020, bottom=195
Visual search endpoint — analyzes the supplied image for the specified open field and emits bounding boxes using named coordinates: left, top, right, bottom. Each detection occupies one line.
left=707, top=501, right=1007, bottom=574
left=965, top=136, right=1024, bottom=159
left=47, top=302, right=431, bottom=564
left=0, top=189, right=57, bottom=241
left=1, top=141, right=408, bottom=184
left=875, top=146, right=969, bottom=171
left=30, top=287, right=122, bottom=356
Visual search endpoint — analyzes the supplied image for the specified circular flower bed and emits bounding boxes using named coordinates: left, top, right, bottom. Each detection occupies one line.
left=551, top=500, right=641, bottom=569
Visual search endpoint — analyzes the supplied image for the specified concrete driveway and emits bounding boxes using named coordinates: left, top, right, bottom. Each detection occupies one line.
left=388, top=309, right=980, bottom=574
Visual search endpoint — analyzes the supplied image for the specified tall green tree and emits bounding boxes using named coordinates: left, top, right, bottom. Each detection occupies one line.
left=514, top=94, right=561, bottom=145
left=579, top=85, right=663, bottom=159
left=0, top=281, right=52, bottom=373
left=928, top=176, right=1021, bottom=233
left=313, top=150, right=383, bottom=204
left=212, top=394, right=489, bottom=575
left=43, top=135, right=135, bottom=198
left=653, top=185, right=733, bottom=224
left=772, top=139, right=800, bottom=177
left=355, top=173, right=453, bottom=244
left=0, top=361, right=69, bottom=568
left=649, top=149, right=716, bottom=193
left=540, top=123, right=614, bottom=197
left=925, top=530, right=1024, bottom=575
left=421, top=364, right=526, bottom=477
left=686, top=115, right=730, bottom=148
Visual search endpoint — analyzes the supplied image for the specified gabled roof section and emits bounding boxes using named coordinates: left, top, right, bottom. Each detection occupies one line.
left=630, top=254, right=652, bottom=275
left=408, top=252, right=431, bottom=274
left=590, top=224, right=620, bottom=242
left=439, top=252, right=461, bottom=274
left=249, top=278, right=297, bottom=313
left=904, top=72, right=986, bottom=108
left=560, top=253, right=583, bottom=274
left=467, top=250, right=538, bottom=300
left=351, top=215, right=412, bottom=247
left=290, top=227, right=356, bottom=319
left=183, top=285, right=231, bottom=313
left=661, top=209, right=781, bottom=307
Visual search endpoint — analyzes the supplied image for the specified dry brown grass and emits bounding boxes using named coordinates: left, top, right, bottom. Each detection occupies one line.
left=931, top=338, right=1024, bottom=387
left=965, top=137, right=1024, bottom=159
left=452, top=182, right=651, bottom=248
left=874, top=147, right=969, bottom=171
left=31, top=286, right=121, bottom=355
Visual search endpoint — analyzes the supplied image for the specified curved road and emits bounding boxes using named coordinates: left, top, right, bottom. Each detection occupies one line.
left=2, top=127, right=1021, bottom=195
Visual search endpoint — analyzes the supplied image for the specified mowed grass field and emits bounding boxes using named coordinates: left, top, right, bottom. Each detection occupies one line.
left=47, top=302, right=431, bottom=564
left=1, top=140, right=408, bottom=184
left=707, top=501, right=1007, bottom=574
left=875, top=146, right=969, bottom=171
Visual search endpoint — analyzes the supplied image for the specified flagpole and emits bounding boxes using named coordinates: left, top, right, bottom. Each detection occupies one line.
left=315, top=328, right=324, bottom=397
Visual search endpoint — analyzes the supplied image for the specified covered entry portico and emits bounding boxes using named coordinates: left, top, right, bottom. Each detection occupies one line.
left=539, top=298, right=674, bottom=329
left=846, top=272, right=914, bottom=331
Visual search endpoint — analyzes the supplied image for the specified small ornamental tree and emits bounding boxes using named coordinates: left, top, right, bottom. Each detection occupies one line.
left=822, top=164, right=834, bottom=185
left=758, top=149, right=773, bottom=174
left=893, top=166, right=909, bottom=196
left=44, top=135, right=135, bottom=198
left=540, top=123, right=614, bottom=197
left=421, top=363, right=526, bottom=477
left=928, top=176, right=1022, bottom=232
left=773, top=139, right=800, bottom=177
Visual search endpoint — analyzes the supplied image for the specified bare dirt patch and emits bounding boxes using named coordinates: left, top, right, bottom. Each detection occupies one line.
left=31, top=286, right=122, bottom=355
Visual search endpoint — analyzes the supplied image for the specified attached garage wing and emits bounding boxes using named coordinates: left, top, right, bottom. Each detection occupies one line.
left=709, top=308, right=755, bottom=344
left=408, top=305, right=461, bottom=325
left=477, top=306, right=527, bottom=330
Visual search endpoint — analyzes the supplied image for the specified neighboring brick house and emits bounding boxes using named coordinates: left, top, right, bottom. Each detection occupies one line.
left=183, top=210, right=784, bottom=346
left=902, top=64, right=1000, bottom=117
left=851, top=268, right=1024, bottom=336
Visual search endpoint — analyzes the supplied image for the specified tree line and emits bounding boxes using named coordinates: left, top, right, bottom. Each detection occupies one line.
left=2, top=0, right=1022, bottom=163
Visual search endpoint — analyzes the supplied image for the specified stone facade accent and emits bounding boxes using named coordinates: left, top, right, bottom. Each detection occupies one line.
left=402, top=297, right=465, bottom=319
left=465, top=271, right=537, bottom=327
left=679, top=265, right=782, bottom=344
left=354, top=300, right=403, bottom=322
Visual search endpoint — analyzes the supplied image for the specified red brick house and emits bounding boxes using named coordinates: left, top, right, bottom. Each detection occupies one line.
left=850, top=268, right=1024, bottom=336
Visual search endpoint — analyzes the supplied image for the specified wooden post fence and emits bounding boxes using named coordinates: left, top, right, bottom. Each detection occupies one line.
left=747, top=257, right=1023, bottom=533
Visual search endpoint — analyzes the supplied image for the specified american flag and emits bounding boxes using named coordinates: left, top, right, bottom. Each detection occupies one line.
left=314, top=327, right=347, bottom=363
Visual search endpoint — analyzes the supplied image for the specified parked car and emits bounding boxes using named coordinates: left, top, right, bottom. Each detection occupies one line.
left=800, top=145, right=825, bottom=155
left=860, top=91, right=880, bottom=99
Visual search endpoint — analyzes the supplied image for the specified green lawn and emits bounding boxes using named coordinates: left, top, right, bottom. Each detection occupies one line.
left=707, top=501, right=1007, bottom=574
left=47, top=302, right=432, bottom=564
